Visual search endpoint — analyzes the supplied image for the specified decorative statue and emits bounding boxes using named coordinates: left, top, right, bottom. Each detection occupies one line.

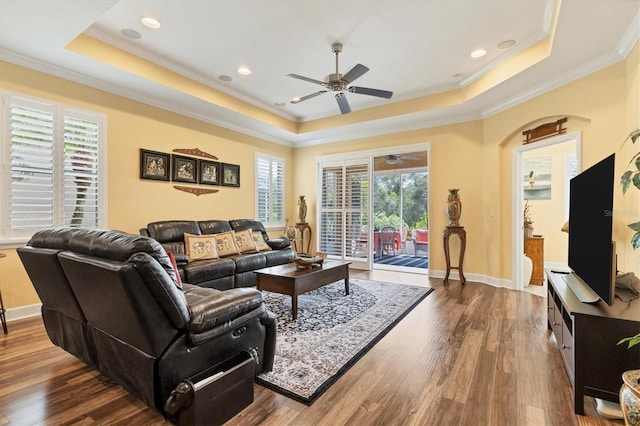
left=446, top=189, right=462, bottom=226
left=297, top=195, right=307, bottom=223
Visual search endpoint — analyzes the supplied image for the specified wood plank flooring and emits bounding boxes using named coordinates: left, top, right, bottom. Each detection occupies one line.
left=0, top=271, right=624, bottom=425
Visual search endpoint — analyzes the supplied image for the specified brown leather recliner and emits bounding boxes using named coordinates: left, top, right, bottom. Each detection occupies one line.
left=17, top=227, right=276, bottom=419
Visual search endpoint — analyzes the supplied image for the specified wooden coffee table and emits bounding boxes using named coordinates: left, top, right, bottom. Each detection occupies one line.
left=254, top=259, right=350, bottom=320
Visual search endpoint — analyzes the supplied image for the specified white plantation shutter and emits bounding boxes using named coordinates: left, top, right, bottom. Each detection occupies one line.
left=8, top=104, right=55, bottom=232
left=255, top=153, right=285, bottom=227
left=320, top=166, right=343, bottom=256
left=345, top=164, right=369, bottom=259
left=319, top=161, right=369, bottom=259
left=1, top=93, right=106, bottom=243
left=63, top=116, right=100, bottom=227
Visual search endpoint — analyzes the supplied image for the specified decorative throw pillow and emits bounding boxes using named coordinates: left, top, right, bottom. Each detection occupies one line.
left=234, top=229, right=258, bottom=253
left=214, top=231, right=240, bottom=257
left=166, top=251, right=183, bottom=289
left=252, top=231, right=272, bottom=251
left=184, top=233, right=219, bottom=260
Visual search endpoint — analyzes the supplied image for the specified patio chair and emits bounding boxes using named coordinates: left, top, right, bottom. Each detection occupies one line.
left=380, top=226, right=396, bottom=256
left=414, top=228, right=429, bottom=256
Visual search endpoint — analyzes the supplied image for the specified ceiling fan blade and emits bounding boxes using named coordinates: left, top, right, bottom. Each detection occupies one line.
left=287, top=73, right=325, bottom=86
left=335, top=92, right=351, bottom=114
left=291, top=91, right=328, bottom=103
left=342, top=64, right=369, bottom=84
left=349, top=86, right=393, bottom=99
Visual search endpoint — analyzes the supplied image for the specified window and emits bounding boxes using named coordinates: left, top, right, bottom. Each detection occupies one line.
left=255, top=153, right=285, bottom=229
left=1, top=92, right=106, bottom=245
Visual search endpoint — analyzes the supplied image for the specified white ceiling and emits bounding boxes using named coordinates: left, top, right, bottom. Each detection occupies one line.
left=0, top=0, right=638, bottom=147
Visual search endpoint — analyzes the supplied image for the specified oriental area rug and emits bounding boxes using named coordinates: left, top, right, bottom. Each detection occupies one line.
left=256, top=279, right=434, bottom=404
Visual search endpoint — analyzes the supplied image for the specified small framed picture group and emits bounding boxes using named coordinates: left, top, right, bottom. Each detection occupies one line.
left=140, top=149, right=239, bottom=187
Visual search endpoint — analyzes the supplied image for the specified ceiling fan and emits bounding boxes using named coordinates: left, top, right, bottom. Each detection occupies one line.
left=287, top=42, right=393, bottom=114
left=376, top=154, right=421, bottom=165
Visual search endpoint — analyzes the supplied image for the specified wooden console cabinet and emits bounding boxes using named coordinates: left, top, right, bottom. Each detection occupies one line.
left=524, top=237, right=544, bottom=285
left=546, top=269, right=640, bottom=414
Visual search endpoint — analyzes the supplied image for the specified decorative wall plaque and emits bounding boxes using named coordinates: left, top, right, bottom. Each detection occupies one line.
left=522, top=117, right=567, bottom=144
left=172, top=147, right=218, bottom=159
left=173, top=185, right=219, bottom=196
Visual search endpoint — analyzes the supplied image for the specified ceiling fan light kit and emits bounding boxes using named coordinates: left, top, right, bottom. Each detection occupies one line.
left=288, top=42, right=393, bottom=114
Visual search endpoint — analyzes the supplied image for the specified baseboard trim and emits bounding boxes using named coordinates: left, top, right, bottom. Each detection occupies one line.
left=5, top=303, right=41, bottom=323
left=429, top=270, right=517, bottom=290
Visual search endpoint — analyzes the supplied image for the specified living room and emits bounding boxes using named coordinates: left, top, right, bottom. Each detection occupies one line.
left=1, top=1, right=639, bottom=424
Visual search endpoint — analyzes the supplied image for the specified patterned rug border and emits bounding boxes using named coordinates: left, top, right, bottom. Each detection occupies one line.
left=255, top=279, right=434, bottom=405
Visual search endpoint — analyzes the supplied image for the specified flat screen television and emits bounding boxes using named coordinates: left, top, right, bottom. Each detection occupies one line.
left=566, top=153, right=616, bottom=305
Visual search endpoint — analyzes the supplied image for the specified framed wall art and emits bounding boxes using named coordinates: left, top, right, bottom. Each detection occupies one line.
left=172, top=154, right=197, bottom=184
left=199, top=160, right=220, bottom=185
left=523, top=156, right=552, bottom=200
left=140, top=149, right=170, bottom=181
left=222, top=163, right=240, bottom=187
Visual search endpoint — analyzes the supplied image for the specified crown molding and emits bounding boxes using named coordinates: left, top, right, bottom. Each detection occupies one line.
left=617, top=10, right=640, bottom=58
left=481, top=49, right=628, bottom=119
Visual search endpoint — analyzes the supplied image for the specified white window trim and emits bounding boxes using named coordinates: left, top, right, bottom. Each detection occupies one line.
left=0, top=90, right=108, bottom=248
left=255, top=152, right=285, bottom=230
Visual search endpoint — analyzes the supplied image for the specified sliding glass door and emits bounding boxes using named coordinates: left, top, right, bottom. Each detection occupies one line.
left=317, top=144, right=430, bottom=272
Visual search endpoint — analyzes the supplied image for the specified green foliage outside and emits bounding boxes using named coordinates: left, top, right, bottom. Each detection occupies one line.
left=373, top=171, right=428, bottom=235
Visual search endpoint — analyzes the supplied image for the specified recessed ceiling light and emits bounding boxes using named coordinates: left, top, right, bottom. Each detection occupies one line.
left=219, top=75, right=233, bottom=82
left=452, top=73, right=464, bottom=81
left=291, top=97, right=300, bottom=103
left=237, top=66, right=252, bottom=76
left=141, top=17, right=161, bottom=29
left=470, top=49, right=487, bottom=58
left=275, top=102, right=286, bottom=107
left=121, top=28, right=141, bottom=39
left=497, top=39, right=516, bottom=49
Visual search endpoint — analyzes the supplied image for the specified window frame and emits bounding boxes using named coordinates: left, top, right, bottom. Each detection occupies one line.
left=255, top=152, right=285, bottom=230
left=0, top=90, right=108, bottom=247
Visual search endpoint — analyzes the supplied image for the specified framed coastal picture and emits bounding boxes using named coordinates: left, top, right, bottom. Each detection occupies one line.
left=222, top=163, right=240, bottom=187
left=199, top=160, right=220, bottom=185
left=172, top=154, right=197, bottom=183
left=140, top=149, right=170, bottom=181
left=523, top=156, right=551, bottom=200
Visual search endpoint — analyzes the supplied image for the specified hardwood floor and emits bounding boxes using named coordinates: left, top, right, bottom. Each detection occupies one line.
left=0, top=271, right=624, bottom=425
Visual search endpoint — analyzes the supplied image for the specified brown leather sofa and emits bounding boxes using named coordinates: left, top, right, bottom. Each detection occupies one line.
left=140, top=219, right=295, bottom=290
left=18, top=227, right=276, bottom=421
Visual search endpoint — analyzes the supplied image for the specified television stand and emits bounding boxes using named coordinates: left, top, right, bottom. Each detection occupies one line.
left=562, top=274, right=599, bottom=303
left=546, top=269, right=640, bottom=415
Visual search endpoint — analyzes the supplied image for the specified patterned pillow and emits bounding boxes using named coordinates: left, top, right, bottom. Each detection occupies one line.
left=184, top=233, right=219, bottom=260
left=214, top=231, right=240, bottom=257
left=234, top=229, right=258, bottom=253
left=252, top=231, right=272, bottom=251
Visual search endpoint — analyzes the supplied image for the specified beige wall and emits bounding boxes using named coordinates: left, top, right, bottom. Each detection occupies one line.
left=0, top=61, right=294, bottom=309
left=1, top=41, right=638, bottom=314
left=293, top=121, right=485, bottom=275
left=489, top=56, right=637, bottom=279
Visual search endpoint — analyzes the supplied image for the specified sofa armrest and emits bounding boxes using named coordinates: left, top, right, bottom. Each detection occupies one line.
left=267, top=237, right=291, bottom=250
left=182, top=285, right=264, bottom=333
